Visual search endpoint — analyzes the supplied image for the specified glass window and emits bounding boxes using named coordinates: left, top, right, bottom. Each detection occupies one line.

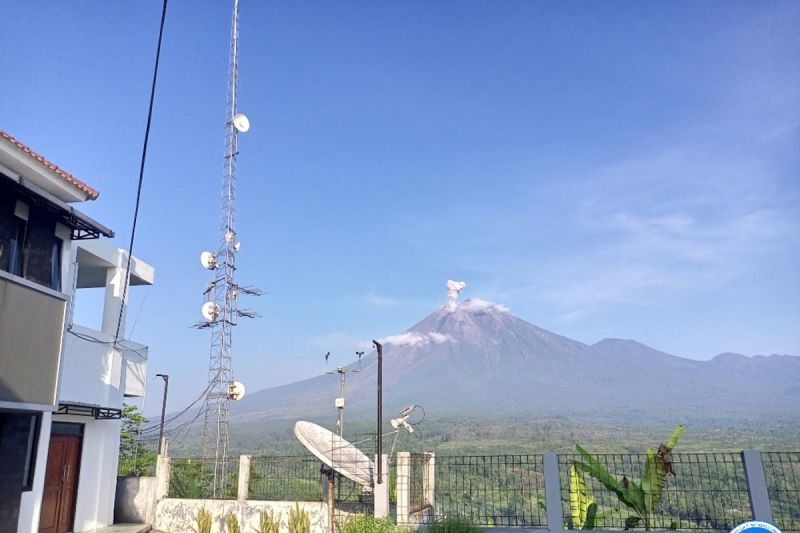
left=50, top=238, right=62, bottom=291
left=8, top=217, right=27, bottom=276
left=22, top=414, right=41, bottom=491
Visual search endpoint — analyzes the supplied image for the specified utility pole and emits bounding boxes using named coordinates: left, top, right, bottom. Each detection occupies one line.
left=155, top=373, right=169, bottom=455
left=373, top=340, right=383, bottom=484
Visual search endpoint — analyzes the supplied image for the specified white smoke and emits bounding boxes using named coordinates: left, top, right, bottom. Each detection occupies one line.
left=446, top=280, right=467, bottom=311
left=460, top=298, right=510, bottom=313
left=381, top=331, right=454, bottom=347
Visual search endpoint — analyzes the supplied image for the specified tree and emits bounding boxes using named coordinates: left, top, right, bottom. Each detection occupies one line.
left=118, top=403, right=157, bottom=476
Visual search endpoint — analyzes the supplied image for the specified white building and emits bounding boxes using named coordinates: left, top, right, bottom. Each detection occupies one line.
left=0, top=130, right=154, bottom=533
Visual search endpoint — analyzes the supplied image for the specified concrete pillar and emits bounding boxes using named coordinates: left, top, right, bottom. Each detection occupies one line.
left=396, top=452, right=411, bottom=525
left=238, top=455, right=251, bottom=501
left=543, top=452, right=564, bottom=532
left=742, top=451, right=773, bottom=523
left=155, top=455, right=171, bottom=501
left=373, top=454, right=389, bottom=518
left=101, top=265, right=128, bottom=337
left=423, top=452, right=435, bottom=511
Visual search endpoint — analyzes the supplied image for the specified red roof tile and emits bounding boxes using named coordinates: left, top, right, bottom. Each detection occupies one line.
left=0, top=130, right=100, bottom=200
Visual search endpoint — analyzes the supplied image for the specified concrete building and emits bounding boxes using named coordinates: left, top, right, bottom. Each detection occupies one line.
left=0, top=130, right=154, bottom=533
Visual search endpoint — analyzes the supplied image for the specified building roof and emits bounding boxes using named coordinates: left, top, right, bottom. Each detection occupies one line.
left=0, top=130, right=100, bottom=200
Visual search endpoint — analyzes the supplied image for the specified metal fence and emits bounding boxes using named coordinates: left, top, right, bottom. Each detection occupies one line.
left=168, top=456, right=239, bottom=499
left=558, top=452, right=752, bottom=531
left=117, top=436, right=159, bottom=477
left=763, top=452, right=800, bottom=533
left=249, top=455, right=323, bottom=501
left=433, top=454, right=547, bottom=527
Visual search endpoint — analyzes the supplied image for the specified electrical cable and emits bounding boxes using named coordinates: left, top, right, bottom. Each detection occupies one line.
left=113, top=0, right=169, bottom=346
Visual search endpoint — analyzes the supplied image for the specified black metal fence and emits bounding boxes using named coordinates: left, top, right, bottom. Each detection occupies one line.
left=433, top=454, right=547, bottom=527
left=558, top=452, right=752, bottom=531
left=249, top=455, right=323, bottom=501
left=168, top=456, right=239, bottom=499
left=117, top=436, right=158, bottom=477
left=763, top=452, right=800, bottom=533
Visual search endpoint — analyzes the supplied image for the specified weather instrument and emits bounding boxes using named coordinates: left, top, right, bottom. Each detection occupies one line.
left=326, top=351, right=364, bottom=437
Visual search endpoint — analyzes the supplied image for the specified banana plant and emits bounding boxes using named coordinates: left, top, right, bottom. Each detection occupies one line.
left=574, top=424, right=683, bottom=530
left=568, top=463, right=598, bottom=529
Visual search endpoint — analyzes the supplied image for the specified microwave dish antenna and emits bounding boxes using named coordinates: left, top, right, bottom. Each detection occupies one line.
left=228, top=381, right=246, bottom=401
left=294, top=420, right=373, bottom=487
left=201, top=301, right=221, bottom=321
left=232, top=112, right=250, bottom=133
left=200, top=251, right=217, bottom=270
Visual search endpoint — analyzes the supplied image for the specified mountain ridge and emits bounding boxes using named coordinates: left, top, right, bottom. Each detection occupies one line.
left=230, top=300, right=800, bottom=425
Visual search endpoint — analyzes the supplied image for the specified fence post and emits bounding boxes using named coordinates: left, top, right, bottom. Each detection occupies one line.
left=742, top=450, right=773, bottom=523
left=155, top=455, right=171, bottom=501
left=238, top=455, right=251, bottom=501
left=424, top=452, right=436, bottom=514
left=543, top=452, right=564, bottom=533
left=396, top=452, right=411, bottom=525
left=374, top=454, right=389, bottom=518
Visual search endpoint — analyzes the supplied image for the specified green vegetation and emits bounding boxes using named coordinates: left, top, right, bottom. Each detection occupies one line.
left=574, top=424, right=684, bottom=530
left=288, top=503, right=310, bottom=533
left=225, top=511, right=242, bottom=533
left=338, top=515, right=399, bottom=533
left=193, top=507, right=212, bottom=533
left=426, top=517, right=482, bottom=533
left=118, top=404, right=157, bottom=476
left=256, top=510, right=280, bottom=533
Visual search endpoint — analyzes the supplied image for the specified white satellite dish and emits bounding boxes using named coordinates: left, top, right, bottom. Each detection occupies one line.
left=232, top=113, right=250, bottom=133
left=294, top=421, right=373, bottom=487
left=201, top=301, right=220, bottom=321
left=200, top=251, right=217, bottom=270
left=229, top=381, right=246, bottom=401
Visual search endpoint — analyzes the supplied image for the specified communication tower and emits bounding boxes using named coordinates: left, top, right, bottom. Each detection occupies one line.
left=195, top=0, right=260, bottom=498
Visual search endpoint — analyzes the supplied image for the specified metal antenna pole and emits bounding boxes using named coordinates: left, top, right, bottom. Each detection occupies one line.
left=197, top=0, right=260, bottom=498
left=326, top=351, right=363, bottom=438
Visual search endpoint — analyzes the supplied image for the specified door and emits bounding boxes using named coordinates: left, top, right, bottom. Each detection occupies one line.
left=39, top=435, right=81, bottom=533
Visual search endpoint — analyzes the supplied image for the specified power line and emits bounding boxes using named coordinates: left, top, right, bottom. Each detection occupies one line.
left=112, top=0, right=169, bottom=346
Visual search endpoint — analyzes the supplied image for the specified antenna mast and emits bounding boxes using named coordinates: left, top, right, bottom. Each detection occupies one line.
left=196, top=0, right=260, bottom=498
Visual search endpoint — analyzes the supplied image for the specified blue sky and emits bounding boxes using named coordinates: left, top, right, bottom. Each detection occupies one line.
left=2, top=1, right=799, bottom=415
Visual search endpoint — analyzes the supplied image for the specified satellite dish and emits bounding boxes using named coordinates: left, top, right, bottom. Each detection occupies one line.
left=229, top=381, right=246, bottom=401
left=200, top=251, right=217, bottom=270
left=294, top=421, right=373, bottom=487
left=232, top=113, right=250, bottom=133
left=201, top=301, right=220, bottom=321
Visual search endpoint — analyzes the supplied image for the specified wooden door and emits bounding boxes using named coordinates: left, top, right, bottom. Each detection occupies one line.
left=39, top=435, right=81, bottom=533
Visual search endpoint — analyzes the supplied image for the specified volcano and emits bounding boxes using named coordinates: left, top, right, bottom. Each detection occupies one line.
left=230, top=299, right=800, bottom=426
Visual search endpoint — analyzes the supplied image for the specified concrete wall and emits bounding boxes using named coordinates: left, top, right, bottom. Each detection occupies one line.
left=155, top=499, right=330, bottom=533
left=59, top=324, right=148, bottom=409
left=116, top=476, right=157, bottom=525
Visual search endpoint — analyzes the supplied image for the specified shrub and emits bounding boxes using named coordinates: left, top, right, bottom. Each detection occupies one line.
left=193, top=507, right=212, bottom=533
left=288, top=503, right=310, bottom=533
left=257, top=510, right=281, bottom=533
left=225, top=511, right=242, bottom=533
left=426, top=517, right=482, bottom=533
left=339, top=515, right=397, bottom=533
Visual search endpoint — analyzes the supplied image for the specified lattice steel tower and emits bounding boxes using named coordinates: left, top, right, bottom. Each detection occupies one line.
left=196, top=0, right=259, bottom=498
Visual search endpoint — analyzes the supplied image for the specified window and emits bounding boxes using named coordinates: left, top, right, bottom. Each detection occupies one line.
left=8, top=217, right=27, bottom=276
left=50, top=238, right=62, bottom=291
left=22, top=414, right=41, bottom=491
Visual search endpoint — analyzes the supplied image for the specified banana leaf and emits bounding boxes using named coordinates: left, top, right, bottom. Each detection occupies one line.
left=570, top=463, right=595, bottom=529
